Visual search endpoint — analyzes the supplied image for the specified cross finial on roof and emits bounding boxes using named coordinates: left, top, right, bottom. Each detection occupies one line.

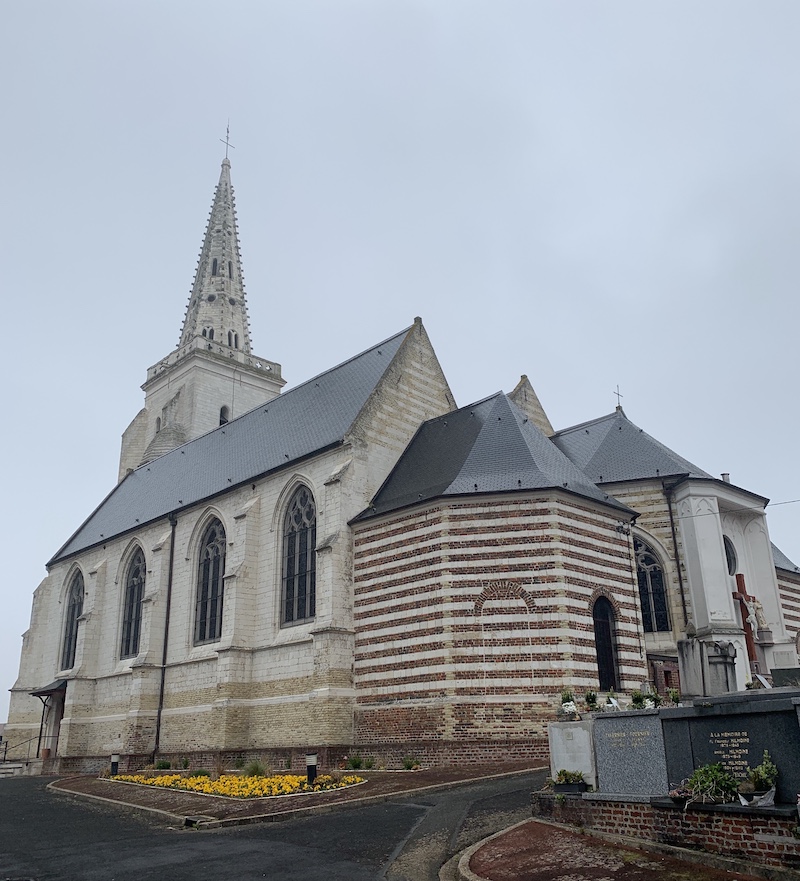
left=220, top=121, right=235, bottom=159
left=614, top=385, right=623, bottom=409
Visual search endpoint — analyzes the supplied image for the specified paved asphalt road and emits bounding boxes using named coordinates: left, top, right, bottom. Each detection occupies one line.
left=0, top=771, right=544, bottom=881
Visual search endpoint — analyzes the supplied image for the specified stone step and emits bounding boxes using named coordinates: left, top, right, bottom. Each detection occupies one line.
left=0, top=763, right=25, bottom=778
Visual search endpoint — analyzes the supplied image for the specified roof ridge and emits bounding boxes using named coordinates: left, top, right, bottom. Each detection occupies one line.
left=552, top=410, right=619, bottom=436
left=280, top=324, right=412, bottom=398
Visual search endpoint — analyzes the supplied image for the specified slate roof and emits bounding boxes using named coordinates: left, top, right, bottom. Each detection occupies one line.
left=551, top=407, right=712, bottom=484
left=772, top=542, right=800, bottom=574
left=51, top=326, right=412, bottom=564
left=355, top=393, right=634, bottom=521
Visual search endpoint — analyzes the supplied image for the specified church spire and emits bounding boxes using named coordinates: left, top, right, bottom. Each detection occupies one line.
left=179, top=158, right=253, bottom=352
left=119, top=156, right=284, bottom=481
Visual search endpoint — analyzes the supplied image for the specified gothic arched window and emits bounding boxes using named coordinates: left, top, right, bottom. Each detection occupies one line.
left=228, top=260, right=233, bottom=279
left=120, top=548, right=145, bottom=658
left=194, top=519, right=226, bottom=643
left=593, top=596, right=619, bottom=691
left=723, top=536, right=738, bottom=576
left=635, top=538, right=670, bottom=632
left=282, top=486, right=316, bottom=624
left=61, top=571, right=84, bottom=671
left=219, top=406, right=230, bottom=426
left=212, top=258, right=218, bottom=276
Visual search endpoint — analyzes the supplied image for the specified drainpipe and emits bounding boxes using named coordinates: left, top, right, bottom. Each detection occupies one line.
left=663, top=480, right=689, bottom=628
left=153, top=512, right=177, bottom=760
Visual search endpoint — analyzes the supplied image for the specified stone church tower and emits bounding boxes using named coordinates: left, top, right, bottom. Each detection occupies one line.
left=118, top=158, right=285, bottom=480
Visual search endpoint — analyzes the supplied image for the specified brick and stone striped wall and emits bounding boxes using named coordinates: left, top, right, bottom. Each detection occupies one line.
left=776, top=568, right=800, bottom=649
left=352, top=492, right=647, bottom=759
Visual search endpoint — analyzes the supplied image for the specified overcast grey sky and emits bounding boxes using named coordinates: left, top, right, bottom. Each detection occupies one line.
left=2, top=1, right=799, bottom=722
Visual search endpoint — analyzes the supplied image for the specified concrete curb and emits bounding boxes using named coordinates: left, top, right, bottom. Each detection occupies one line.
left=48, top=766, right=546, bottom=831
left=456, top=818, right=532, bottom=881
left=48, top=777, right=190, bottom=826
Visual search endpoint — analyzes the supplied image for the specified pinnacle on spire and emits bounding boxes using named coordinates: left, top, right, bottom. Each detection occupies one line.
left=179, top=159, right=253, bottom=352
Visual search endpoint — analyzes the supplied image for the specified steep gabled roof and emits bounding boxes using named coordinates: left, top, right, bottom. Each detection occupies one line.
left=772, top=542, right=800, bottom=574
left=551, top=407, right=712, bottom=484
left=51, top=325, right=413, bottom=564
left=355, top=393, right=634, bottom=521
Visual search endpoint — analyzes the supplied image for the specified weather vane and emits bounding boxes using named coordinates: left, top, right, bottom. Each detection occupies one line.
left=220, top=121, right=235, bottom=159
left=614, top=385, right=623, bottom=407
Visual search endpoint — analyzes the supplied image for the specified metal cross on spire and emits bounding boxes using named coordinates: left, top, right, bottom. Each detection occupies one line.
left=614, top=385, right=624, bottom=408
left=220, top=121, right=235, bottom=159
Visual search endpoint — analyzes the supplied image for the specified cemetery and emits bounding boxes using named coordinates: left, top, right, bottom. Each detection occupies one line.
left=535, top=687, right=800, bottom=871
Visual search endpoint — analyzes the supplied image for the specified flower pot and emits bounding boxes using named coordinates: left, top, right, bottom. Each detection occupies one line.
left=553, top=782, right=588, bottom=793
left=41, top=748, right=51, bottom=760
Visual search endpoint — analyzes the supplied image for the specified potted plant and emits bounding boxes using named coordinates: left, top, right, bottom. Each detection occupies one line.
left=553, top=769, right=589, bottom=793
left=739, top=750, right=778, bottom=802
left=559, top=689, right=580, bottom=719
left=684, top=763, right=739, bottom=806
left=584, top=690, right=598, bottom=712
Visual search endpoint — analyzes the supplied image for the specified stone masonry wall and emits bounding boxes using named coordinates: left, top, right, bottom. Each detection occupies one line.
left=777, top=569, right=800, bottom=651
left=352, top=492, right=646, bottom=751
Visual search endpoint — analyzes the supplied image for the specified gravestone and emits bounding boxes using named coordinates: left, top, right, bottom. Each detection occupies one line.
left=661, top=688, right=800, bottom=804
left=548, top=720, right=596, bottom=788
left=592, top=710, right=669, bottom=796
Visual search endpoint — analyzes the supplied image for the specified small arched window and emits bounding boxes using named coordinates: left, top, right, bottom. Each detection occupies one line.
left=282, top=486, right=317, bottom=624
left=593, top=596, right=619, bottom=691
left=219, top=406, right=229, bottom=426
left=208, top=328, right=214, bottom=341
left=202, top=328, right=207, bottom=338
left=120, top=548, right=145, bottom=658
left=635, top=538, right=670, bottom=632
left=194, top=519, right=226, bottom=644
left=61, top=571, right=84, bottom=671
left=228, top=260, right=233, bottom=279
left=212, top=258, right=218, bottom=276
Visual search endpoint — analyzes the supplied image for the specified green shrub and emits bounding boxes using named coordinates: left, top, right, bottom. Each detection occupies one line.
left=243, top=760, right=266, bottom=777
left=583, top=690, right=598, bottom=710
left=155, top=759, right=171, bottom=770
left=630, top=690, right=645, bottom=709
left=667, top=688, right=681, bottom=705
left=686, top=763, right=739, bottom=804
left=363, top=757, right=374, bottom=770
left=347, top=755, right=363, bottom=770
left=190, top=768, right=210, bottom=777
left=748, top=750, right=778, bottom=791
left=402, top=756, right=420, bottom=770
left=180, top=757, right=189, bottom=770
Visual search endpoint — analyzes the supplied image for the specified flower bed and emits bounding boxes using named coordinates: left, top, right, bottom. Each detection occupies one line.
left=111, top=772, right=364, bottom=799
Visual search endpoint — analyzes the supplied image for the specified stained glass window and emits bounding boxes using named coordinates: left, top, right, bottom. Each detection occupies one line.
left=282, top=487, right=316, bottom=624
left=194, top=519, right=226, bottom=643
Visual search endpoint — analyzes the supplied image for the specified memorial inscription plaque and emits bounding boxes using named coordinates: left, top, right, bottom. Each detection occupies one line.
left=661, top=689, right=800, bottom=804
left=593, top=711, right=668, bottom=796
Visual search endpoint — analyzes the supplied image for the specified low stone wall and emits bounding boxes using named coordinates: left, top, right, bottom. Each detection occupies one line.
left=55, top=739, right=550, bottom=776
left=532, top=792, right=800, bottom=871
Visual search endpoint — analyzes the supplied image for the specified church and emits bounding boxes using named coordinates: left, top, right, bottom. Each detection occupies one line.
left=6, top=159, right=800, bottom=773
